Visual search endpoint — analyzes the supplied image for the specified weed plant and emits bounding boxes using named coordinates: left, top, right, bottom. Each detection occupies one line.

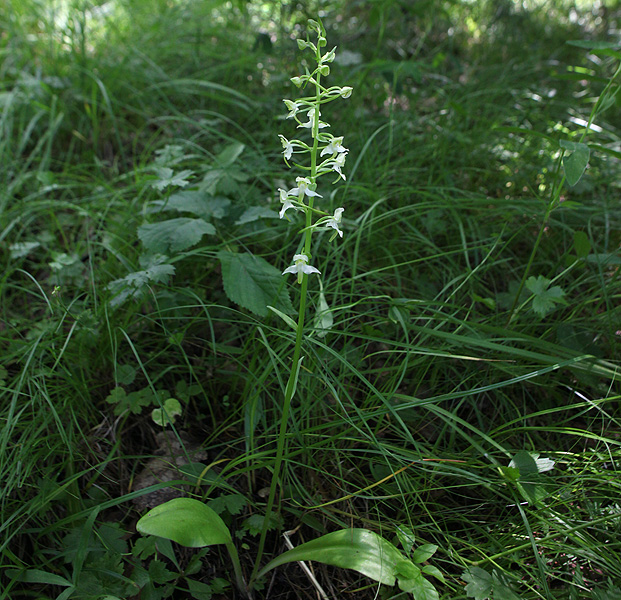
left=1, top=1, right=620, bottom=599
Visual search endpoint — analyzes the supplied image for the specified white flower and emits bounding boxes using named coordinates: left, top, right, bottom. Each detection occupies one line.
left=289, top=176, right=322, bottom=200
left=283, top=99, right=301, bottom=118
left=283, top=253, right=321, bottom=284
left=279, top=135, right=294, bottom=160
left=297, top=108, right=328, bottom=134
left=340, top=86, right=353, bottom=98
left=327, top=153, right=347, bottom=180
left=278, top=188, right=304, bottom=219
left=325, top=207, right=344, bottom=238
left=320, top=136, right=348, bottom=158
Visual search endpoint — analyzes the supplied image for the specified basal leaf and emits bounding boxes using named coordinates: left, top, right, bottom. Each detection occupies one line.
left=136, top=498, right=231, bottom=548
left=257, top=528, right=406, bottom=586
left=218, top=250, right=293, bottom=317
left=138, top=218, right=216, bottom=254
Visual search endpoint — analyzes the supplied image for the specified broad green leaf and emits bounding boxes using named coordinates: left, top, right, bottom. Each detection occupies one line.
left=396, top=524, right=416, bottom=554
left=508, top=450, right=554, bottom=503
left=207, top=494, right=247, bottom=516
left=150, top=191, right=231, bottom=220
left=411, top=543, right=438, bottom=563
left=136, top=498, right=231, bottom=548
left=399, top=573, right=440, bottom=600
left=235, top=206, right=279, bottom=225
left=187, top=578, right=213, bottom=600
left=215, top=141, right=245, bottom=168
left=395, top=560, right=420, bottom=580
left=257, top=528, right=406, bottom=586
left=105, top=387, right=152, bottom=416
left=151, top=398, right=182, bottom=426
left=559, top=140, right=589, bottom=186
left=463, top=566, right=492, bottom=599
left=573, top=231, right=591, bottom=259
left=138, top=218, right=216, bottom=254
left=422, top=565, right=446, bottom=584
left=218, top=250, right=293, bottom=317
left=107, top=256, right=176, bottom=308
left=525, top=275, right=566, bottom=317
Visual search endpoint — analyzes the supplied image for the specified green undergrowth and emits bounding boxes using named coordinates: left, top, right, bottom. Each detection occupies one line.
left=1, top=1, right=620, bottom=599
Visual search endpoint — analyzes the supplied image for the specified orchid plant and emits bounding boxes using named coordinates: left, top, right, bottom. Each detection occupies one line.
left=136, top=20, right=444, bottom=600
left=252, top=16, right=353, bottom=581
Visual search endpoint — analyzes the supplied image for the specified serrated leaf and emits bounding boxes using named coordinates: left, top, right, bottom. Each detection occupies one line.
left=235, top=206, right=279, bottom=225
left=150, top=191, right=231, bottom=220
left=525, top=275, right=566, bottom=317
left=559, top=140, right=589, bottom=186
left=9, top=241, right=40, bottom=259
left=463, top=567, right=493, bottom=600
left=105, top=387, right=151, bottom=416
left=258, top=529, right=406, bottom=586
left=151, top=398, right=182, bottom=426
left=137, top=498, right=231, bottom=548
left=151, top=168, right=194, bottom=191
left=138, top=218, right=216, bottom=254
left=218, top=250, right=293, bottom=317
left=207, top=494, right=248, bottom=516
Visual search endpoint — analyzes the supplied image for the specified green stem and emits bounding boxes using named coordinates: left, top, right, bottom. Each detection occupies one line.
left=249, top=66, right=323, bottom=591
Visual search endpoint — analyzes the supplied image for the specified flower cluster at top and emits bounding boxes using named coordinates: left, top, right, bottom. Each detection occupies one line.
left=279, top=19, right=352, bottom=283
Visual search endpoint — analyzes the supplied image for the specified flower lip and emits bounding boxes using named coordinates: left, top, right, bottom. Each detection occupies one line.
left=289, top=176, right=322, bottom=199
left=283, top=253, right=321, bottom=283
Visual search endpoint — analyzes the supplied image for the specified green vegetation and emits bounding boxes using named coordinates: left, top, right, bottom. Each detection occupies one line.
left=1, top=1, right=620, bottom=599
